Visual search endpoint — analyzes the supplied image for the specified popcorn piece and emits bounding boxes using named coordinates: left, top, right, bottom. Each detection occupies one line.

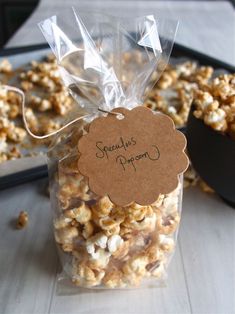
left=157, top=71, right=177, bottom=89
left=8, top=104, right=20, bottom=119
left=86, top=232, right=108, bottom=255
left=54, top=226, right=78, bottom=244
left=59, top=175, right=91, bottom=208
left=119, top=225, right=133, bottom=238
left=107, top=235, right=124, bottom=253
left=123, top=272, right=143, bottom=287
left=72, top=260, right=105, bottom=287
left=16, top=211, right=28, bottom=229
left=82, top=221, right=94, bottom=239
left=6, top=126, right=26, bottom=143
left=176, top=61, right=197, bottom=77
left=160, top=194, right=178, bottom=215
left=103, top=224, right=120, bottom=237
left=61, top=243, right=74, bottom=252
left=99, top=216, right=121, bottom=231
left=158, top=212, right=180, bottom=235
left=145, top=243, right=164, bottom=264
left=122, top=255, right=148, bottom=277
left=122, top=207, right=157, bottom=232
left=0, top=59, right=12, bottom=73
left=158, top=234, right=175, bottom=252
left=204, top=108, right=227, bottom=131
left=0, top=99, right=10, bottom=117
left=126, top=204, right=149, bottom=222
left=40, top=118, right=61, bottom=135
left=24, top=108, right=39, bottom=134
left=92, top=195, right=113, bottom=217
left=88, top=248, right=111, bottom=269
left=64, top=202, right=91, bottom=223
left=84, top=232, right=112, bottom=269
left=112, top=240, right=130, bottom=260
left=194, top=91, right=214, bottom=109
left=54, top=215, right=72, bottom=229
left=193, top=109, right=203, bottom=119
left=40, top=99, right=52, bottom=111
left=21, top=81, right=33, bottom=91
left=103, top=268, right=126, bottom=288
left=49, top=90, right=73, bottom=115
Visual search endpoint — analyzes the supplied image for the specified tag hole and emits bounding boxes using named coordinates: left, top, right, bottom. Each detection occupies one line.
left=117, top=113, right=124, bottom=120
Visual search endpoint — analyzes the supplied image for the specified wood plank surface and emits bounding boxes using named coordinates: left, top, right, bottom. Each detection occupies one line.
left=180, top=187, right=235, bottom=314
left=0, top=179, right=234, bottom=314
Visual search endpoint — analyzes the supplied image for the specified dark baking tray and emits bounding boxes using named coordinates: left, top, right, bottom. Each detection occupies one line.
left=0, top=41, right=234, bottom=190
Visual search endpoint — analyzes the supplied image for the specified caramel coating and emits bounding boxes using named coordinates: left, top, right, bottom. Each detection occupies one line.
left=193, top=74, right=235, bottom=137
left=16, top=211, right=28, bottom=229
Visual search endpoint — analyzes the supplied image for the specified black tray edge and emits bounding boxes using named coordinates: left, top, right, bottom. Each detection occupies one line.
left=0, top=165, right=48, bottom=190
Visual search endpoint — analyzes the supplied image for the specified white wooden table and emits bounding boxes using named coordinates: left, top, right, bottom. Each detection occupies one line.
left=1, top=1, right=235, bottom=314
left=0, top=180, right=234, bottom=314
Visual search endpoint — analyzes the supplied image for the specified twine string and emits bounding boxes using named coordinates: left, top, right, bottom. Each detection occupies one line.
left=3, top=85, right=123, bottom=140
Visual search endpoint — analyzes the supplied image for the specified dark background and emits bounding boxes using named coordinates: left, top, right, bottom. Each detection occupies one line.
left=0, top=0, right=39, bottom=47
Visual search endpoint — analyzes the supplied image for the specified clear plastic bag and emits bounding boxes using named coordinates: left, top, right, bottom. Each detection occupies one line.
left=41, top=8, right=183, bottom=289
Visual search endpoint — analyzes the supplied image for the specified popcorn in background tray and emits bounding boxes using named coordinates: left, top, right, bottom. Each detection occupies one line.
left=20, top=55, right=74, bottom=119
left=0, top=54, right=217, bottom=200
left=145, top=61, right=214, bottom=128
left=193, top=74, right=235, bottom=138
left=0, top=51, right=231, bottom=165
left=0, top=85, right=26, bottom=161
left=0, top=59, right=12, bottom=73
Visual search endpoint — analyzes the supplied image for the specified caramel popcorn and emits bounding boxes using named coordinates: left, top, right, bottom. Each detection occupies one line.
left=82, top=221, right=94, bottom=239
left=19, top=56, right=74, bottom=118
left=7, top=126, right=26, bottom=143
left=50, top=120, right=182, bottom=289
left=0, top=59, right=12, bottom=73
left=52, top=140, right=182, bottom=288
left=193, top=74, right=235, bottom=138
left=54, top=226, right=79, bottom=245
left=0, top=85, right=27, bottom=160
left=0, top=55, right=75, bottom=163
left=107, top=234, right=124, bottom=253
left=72, top=260, right=105, bottom=287
left=65, top=202, right=91, bottom=224
left=16, top=211, right=28, bottom=229
left=158, top=234, right=175, bottom=252
left=144, top=61, right=214, bottom=128
left=103, top=267, right=125, bottom=288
